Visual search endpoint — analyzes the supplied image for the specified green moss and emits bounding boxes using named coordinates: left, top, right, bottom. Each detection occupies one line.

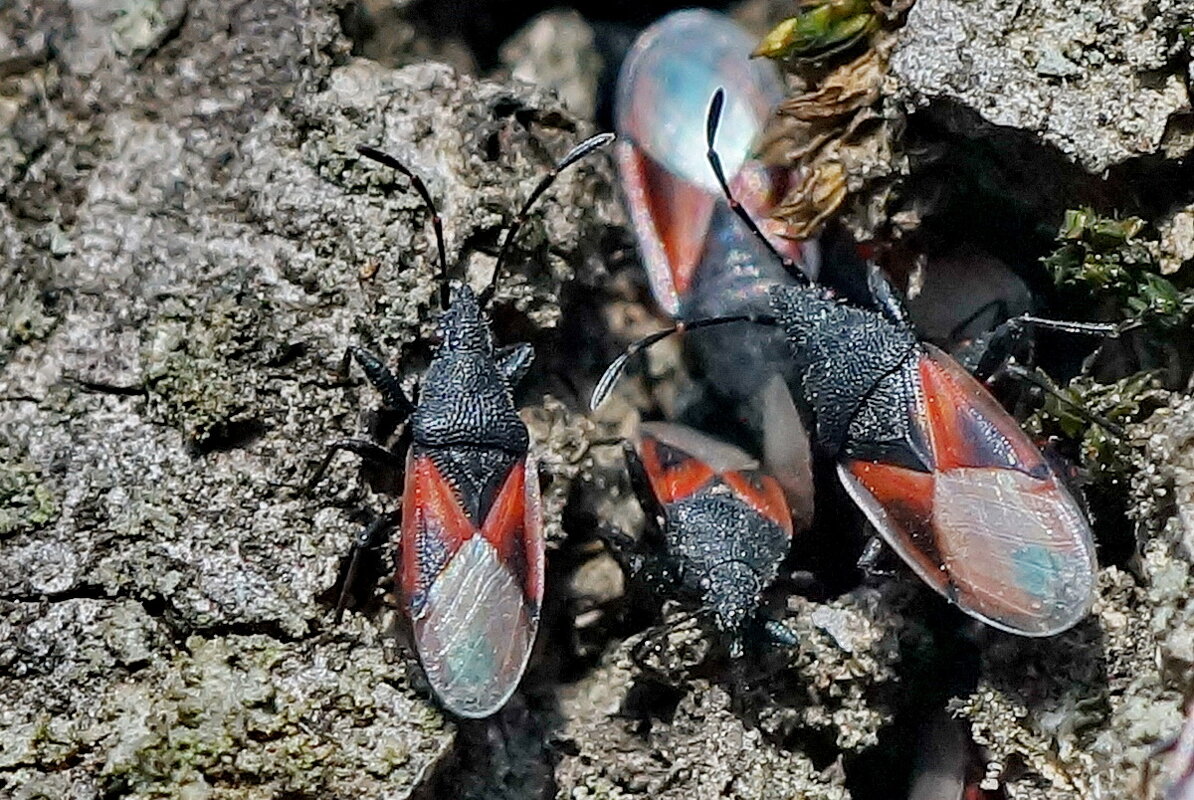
left=1044, top=208, right=1194, bottom=329
left=0, top=459, right=59, bottom=536
left=1023, top=372, right=1170, bottom=517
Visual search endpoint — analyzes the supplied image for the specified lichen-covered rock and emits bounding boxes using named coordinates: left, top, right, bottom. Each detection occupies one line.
left=552, top=582, right=912, bottom=798
left=891, top=0, right=1194, bottom=174
left=0, top=603, right=453, bottom=799
left=553, top=643, right=852, bottom=800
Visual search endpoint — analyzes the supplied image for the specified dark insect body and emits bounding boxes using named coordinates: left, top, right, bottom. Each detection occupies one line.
left=310, top=133, right=612, bottom=718
left=603, top=423, right=797, bottom=656
left=594, top=90, right=1098, bottom=637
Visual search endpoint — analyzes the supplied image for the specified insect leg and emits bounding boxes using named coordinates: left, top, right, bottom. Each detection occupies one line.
left=865, top=261, right=913, bottom=328
left=304, top=438, right=404, bottom=494
left=334, top=508, right=402, bottom=623
left=1001, top=362, right=1128, bottom=438
left=622, top=441, right=668, bottom=551
left=760, top=617, right=798, bottom=647
left=955, top=313, right=1119, bottom=382
left=856, top=534, right=899, bottom=581
left=341, top=346, right=414, bottom=419
left=493, top=342, right=535, bottom=388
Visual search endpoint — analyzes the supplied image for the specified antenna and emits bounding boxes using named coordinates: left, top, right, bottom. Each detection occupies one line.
left=589, top=313, right=778, bottom=410
left=478, top=132, right=616, bottom=308
left=357, top=144, right=451, bottom=310
left=705, top=88, right=809, bottom=286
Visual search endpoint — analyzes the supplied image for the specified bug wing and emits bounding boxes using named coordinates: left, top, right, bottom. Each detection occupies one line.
left=615, top=9, right=794, bottom=315
left=617, top=140, right=715, bottom=315
left=838, top=345, right=1096, bottom=636
left=639, top=423, right=794, bottom=535
left=400, top=451, right=544, bottom=718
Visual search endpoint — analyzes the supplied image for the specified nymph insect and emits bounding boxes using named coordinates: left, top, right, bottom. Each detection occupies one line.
left=595, top=89, right=1099, bottom=637
left=309, top=131, right=612, bottom=717
left=601, top=422, right=800, bottom=657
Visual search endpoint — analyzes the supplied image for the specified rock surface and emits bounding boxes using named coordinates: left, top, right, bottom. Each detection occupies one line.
left=4, top=0, right=1194, bottom=798
left=0, top=1, right=614, bottom=796
left=891, top=0, right=1194, bottom=174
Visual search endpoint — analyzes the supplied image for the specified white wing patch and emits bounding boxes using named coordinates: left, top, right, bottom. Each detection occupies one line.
left=414, top=536, right=535, bottom=718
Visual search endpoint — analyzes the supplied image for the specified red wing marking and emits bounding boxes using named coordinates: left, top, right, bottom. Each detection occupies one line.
left=918, top=345, right=1047, bottom=474
left=400, top=451, right=475, bottom=610
left=838, top=347, right=1096, bottom=636
left=617, top=141, right=714, bottom=315
left=400, top=452, right=544, bottom=718
left=480, top=458, right=527, bottom=559
left=843, top=461, right=940, bottom=582
left=478, top=456, right=545, bottom=608
left=520, top=454, right=546, bottom=609
left=723, top=471, right=794, bottom=537
left=638, top=432, right=717, bottom=504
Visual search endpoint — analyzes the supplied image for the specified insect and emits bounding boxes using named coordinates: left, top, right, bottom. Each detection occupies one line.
left=616, top=9, right=818, bottom=408
left=594, top=89, right=1099, bottom=637
left=1148, top=690, right=1194, bottom=800
left=308, top=131, right=613, bottom=717
left=601, top=422, right=798, bottom=657
left=909, top=712, right=1005, bottom=800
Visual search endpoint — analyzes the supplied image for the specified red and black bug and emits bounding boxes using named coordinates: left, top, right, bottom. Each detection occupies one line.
left=614, top=9, right=818, bottom=411
left=308, top=132, right=613, bottom=718
left=909, top=711, right=1006, bottom=800
left=600, top=422, right=800, bottom=656
left=594, top=89, right=1099, bottom=638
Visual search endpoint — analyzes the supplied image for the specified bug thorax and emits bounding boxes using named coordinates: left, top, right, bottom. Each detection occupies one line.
left=767, top=283, right=919, bottom=454
left=664, top=493, right=786, bottom=633
left=409, top=283, right=530, bottom=451
left=437, top=284, right=495, bottom=355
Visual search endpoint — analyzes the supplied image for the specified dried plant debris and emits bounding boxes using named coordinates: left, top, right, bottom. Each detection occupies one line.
left=1156, top=204, right=1194, bottom=276
left=955, top=389, right=1194, bottom=799
left=756, top=19, right=909, bottom=241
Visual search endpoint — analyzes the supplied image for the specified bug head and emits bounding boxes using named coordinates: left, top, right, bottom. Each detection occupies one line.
left=436, top=282, right=494, bottom=353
